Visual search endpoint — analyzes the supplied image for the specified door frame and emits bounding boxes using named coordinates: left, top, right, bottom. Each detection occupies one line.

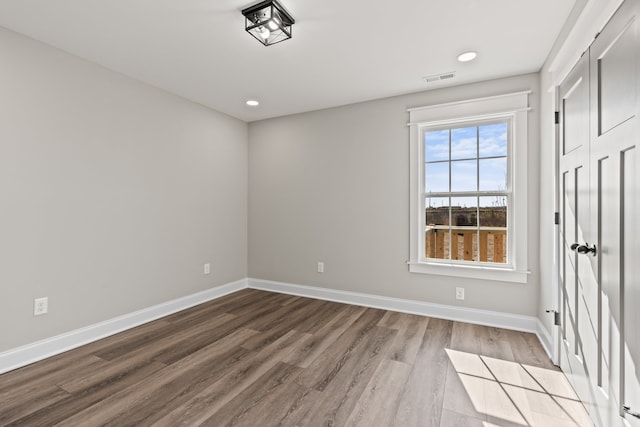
left=552, top=84, right=561, bottom=366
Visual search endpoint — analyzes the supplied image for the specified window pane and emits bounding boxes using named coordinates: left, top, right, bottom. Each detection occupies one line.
left=479, top=196, right=507, bottom=263
left=479, top=122, right=508, bottom=158
left=425, top=161, right=449, bottom=193
left=425, top=197, right=450, bottom=260
left=425, top=129, right=449, bottom=162
left=451, top=197, right=478, bottom=227
left=451, top=197, right=478, bottom=261
left=426, top=197, right=450, bottom=226
left=451, top=126, right=477, bottom=160
left=479, top=196, right=507, bottom=227
left=479, top=157, right=507, bottom=191
left=451, top=160, right=477, bottom=192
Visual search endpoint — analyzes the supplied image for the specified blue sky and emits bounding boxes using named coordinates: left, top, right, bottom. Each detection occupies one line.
left=424, top=123, right=508, bottom=197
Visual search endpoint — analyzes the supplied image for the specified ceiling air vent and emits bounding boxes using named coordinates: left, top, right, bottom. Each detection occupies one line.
left=423, top=72, right=456, bottom=83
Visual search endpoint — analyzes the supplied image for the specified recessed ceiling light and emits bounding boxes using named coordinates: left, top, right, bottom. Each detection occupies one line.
left=246, top=100, right=260, bottom=107
left=457, top=51, right=477, bottom=62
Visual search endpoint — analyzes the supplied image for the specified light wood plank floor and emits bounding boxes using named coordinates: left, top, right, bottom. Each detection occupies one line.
left=0, top=289, right=591, bottom=426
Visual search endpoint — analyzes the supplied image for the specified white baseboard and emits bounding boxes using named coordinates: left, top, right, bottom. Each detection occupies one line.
left=0, top=279, right=247, bottom=375
left=1, top=277, right=551, bottom=375
left=248, top=278, right=539, bottom=334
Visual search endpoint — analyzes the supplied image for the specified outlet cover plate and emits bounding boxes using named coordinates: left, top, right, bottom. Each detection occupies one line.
left=34, top=297, right=48, bottom=316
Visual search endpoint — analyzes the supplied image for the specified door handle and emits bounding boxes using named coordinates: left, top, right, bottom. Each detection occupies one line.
left=570, top=242, right=597, bottom=256
left=624, top=406, right=640, bottom=419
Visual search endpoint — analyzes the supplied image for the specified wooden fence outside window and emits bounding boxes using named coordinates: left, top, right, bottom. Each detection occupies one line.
left=425, top=226, right=507, bottom=263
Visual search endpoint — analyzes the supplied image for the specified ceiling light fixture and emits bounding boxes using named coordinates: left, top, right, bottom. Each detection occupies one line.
left=246, top=100, right=260, bottom=106
left=242, top=0, right=295, bottom=46
left=457, top=51, right=478, bottom=62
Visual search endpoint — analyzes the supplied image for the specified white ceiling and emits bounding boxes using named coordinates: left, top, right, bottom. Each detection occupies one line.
left=0, top=0, right=576, bottom=122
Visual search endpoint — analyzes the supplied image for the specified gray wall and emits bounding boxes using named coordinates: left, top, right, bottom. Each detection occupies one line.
left=0, top=27, right=248, bottom=351
left=249, top=73, right=541, bottom=317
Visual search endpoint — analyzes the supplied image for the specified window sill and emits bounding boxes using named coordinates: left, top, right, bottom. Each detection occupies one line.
left=408, top=262, right=529, bottom=283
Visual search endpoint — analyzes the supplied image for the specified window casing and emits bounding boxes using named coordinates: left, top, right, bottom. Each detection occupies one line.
left=408, top=92, right=529, bottom=283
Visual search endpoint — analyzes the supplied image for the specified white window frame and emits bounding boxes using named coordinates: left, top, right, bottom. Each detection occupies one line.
left=408, top=91, right=530, bottom=283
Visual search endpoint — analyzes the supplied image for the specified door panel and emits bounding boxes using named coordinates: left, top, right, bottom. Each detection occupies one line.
left=598, top=19, right=636, bottom=134
left=598, top=155, right=616, bottom=397
left=564, top=75, right=590, bottom=154
left=597, top=152, right=622, bottom=426
left=561, top=171, right=577, bottom=354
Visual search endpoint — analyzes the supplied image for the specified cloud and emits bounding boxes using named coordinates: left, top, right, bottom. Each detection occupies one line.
left=425, top=130, right=449, bottom=161
left=479, top=123, right=507, bottom=157
left=451, top=137, right=477, bottom=159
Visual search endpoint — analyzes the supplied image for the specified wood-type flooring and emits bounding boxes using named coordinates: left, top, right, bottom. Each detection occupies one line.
left=0, top=289, right=591, bottom=426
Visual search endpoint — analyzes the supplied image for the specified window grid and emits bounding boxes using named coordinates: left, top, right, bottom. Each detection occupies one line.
left=423, top=120, right=510, bottom=264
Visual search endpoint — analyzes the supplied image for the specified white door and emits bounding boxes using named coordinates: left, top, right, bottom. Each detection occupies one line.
left=559, top=0, right=640, bottom=426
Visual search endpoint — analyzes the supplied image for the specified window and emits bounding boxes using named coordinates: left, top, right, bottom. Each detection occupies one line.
left=425, top=119, right=510, bottom=264
left=408, top=92, right=529, bottom=283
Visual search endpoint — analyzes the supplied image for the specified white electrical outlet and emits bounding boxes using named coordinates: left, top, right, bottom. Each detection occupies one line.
left=317, top=262, right=325, bottom=273
left=455, top=287, right=465, bottom=301
left=204, top=263, right=211, bottom=275
left=34, top=297, right=48, bottom=316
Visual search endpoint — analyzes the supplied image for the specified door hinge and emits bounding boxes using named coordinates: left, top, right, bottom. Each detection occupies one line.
left=546, top=309, right=561, bottom=326
left=623, top=406, right=640, bottom=419
left=554, top=111, right=560, bottom=125
left=554, top=212, right=560, bottom=225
